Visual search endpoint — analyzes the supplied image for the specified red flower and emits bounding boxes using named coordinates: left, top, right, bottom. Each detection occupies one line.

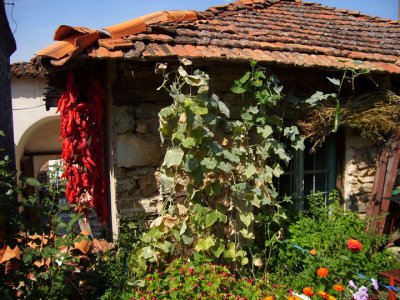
left=303, top=286, right=315, bottom=296
left=317, top=267, right=329, bottom=277
left=347, top=239, right=362, bottom=252
left=333, top=284, right=345, bottom=292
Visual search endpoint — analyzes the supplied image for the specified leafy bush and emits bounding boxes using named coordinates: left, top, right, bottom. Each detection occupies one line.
left=121, top=254, right=269, bottom=300
left=270, top=190, right=398, bottom=296
left=0, top=150, right=115, bottom=299
left=96, top=219, right=145, bottom=297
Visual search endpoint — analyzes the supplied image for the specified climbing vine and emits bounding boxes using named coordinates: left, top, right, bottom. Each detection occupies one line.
left=58, top=73, right=107, bottom=223
left=128, top=61, right=304, bottom=279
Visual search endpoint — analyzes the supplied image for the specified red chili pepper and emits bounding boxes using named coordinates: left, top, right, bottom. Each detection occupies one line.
left=58, top=73, right=107, bottom=223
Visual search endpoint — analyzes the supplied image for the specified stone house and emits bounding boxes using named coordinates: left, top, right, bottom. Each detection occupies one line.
left=33, top=0, right=400, bottom=237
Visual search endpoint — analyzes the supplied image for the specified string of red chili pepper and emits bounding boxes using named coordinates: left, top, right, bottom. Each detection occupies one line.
left=57, top=72, right=108, bottom=224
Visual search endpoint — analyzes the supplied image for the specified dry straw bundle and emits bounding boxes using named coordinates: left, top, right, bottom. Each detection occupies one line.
left=298, top=89, right=400, bottom=149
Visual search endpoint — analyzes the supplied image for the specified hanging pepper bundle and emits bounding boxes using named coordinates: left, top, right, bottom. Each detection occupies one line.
left=57, top=72, right=108, bottom=224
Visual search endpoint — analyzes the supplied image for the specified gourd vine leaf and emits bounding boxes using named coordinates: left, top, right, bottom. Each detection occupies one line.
left=163, top=148, right=184, bottom=168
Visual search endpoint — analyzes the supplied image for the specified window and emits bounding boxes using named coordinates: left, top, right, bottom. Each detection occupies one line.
left=277, top=137, right=336, bottom=210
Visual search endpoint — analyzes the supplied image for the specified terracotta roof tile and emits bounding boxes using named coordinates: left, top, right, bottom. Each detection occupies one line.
left=87, top=47, right=123, bottom=58
left=98, top=38, right=134, bottom=50
left=103, top=11, right=197, bottom=38
left=36, top=0, right=400, bottom=74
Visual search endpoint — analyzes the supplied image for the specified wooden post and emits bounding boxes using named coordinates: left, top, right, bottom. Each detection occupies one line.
left=366, top=133, right=400, bottom=234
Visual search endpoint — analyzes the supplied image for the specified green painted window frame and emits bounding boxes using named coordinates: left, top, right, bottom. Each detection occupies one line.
left=278, top=137, right=336, bottom=210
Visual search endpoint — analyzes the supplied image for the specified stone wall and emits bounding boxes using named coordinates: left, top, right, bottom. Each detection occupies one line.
left=110, top=61, right=252, bottom=220
left=111, top=62, right=168, bottom=219
left=343, top=134, right=378, bottom=214
left=110, top=60, right=382, bottom=220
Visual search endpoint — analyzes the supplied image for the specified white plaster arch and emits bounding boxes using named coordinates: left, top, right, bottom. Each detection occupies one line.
left=15, top=116, right=61, bottom=176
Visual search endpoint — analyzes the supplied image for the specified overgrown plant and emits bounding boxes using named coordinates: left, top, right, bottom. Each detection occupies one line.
left=271, top=190, right=397, bottom=297
left=128, top=61, right=304, bottom=279
left=0, top=154, right=98, bottom=299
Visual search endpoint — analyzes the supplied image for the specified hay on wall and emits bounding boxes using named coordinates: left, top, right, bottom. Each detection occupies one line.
left=298, top=90, right=400, bottom=149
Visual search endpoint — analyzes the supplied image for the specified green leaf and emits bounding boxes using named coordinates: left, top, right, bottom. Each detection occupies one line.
left=327, top=77, right=341, bottom=86
left=182, top=137, right=196, bottom=148
left=223, top=150, right=240, bottom=163
left=239, top=71, right=251, bottom=84
left=205, top=210, right=226, bottom=227
left=141, top=246, right=154, bottom=260
left=272, top=164, right=284, bottom=178
left=257, top=125, right=273, bottom=138
left=305, top=91, right=336, bottom=107
left=180, top=222, right=187, bottom=235
left=223, top=242, right=237, bottom=260
left=241, top=111, right=253, bottom=121
left=160, top=173, right=174, bottom=191
left=191, top=104, right=208, bottom=115
left=239, top=212, right=254, bottom=227
left=182, top=234, right=194, bottom=245
left=178, top=66, right=188, bottom=77
left=218, top=161, right=232, bottom=173
left=211, top=242, right=225, bottom=258
left=195, top=236, right=215, bottom=251
left=164, top=148, right=184, bottom=168
left=217, top=100, right=230, bottom=118
left=26, top=178, right=41, bottom=187
left=240, top=229, right=255, bottom=239
left=248, top=105, right=259, bottom=114
left=205, top=212, right=219, bottom=228
left=200, top=157, right=218, bottom=170
left=244, top=164, right=257, bottom=179
left=241, top=257, right=249, bottom=265
left=159, top=107, right=175, bottom=118
left=157, top=241, right=174, bottom=253
left=205, top=182, right=222, bottom=196
left=23, top=253, right=33, bottom=264
left=283, top=126, right=300, bottom=141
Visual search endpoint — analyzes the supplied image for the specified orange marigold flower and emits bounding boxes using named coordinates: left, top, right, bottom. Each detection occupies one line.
left=303, top=287, right=315, bottom=297
left=318, top=291, right=329, bottom=299
left=333, top=284, right=345, bottom=292
left=287, top=296, right=300, bottom=300
left=263, top=297, right=275, bottom=300
left=347, top=239, right=362, bottom=252
left=316, top=267, right=329, bottom=277
left=310, top=249, right=317, bottom=256
left=328, top=296, right=336, bottom=300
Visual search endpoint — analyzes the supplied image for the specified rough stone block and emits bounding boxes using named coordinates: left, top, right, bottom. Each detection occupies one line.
left=135, top=104, right=163, bottom=119
left=138, top=172, right=159, bottom=197
left=113, top=106, right=135, bottom=134
left=116, top=179, right=136, bottom=194
left=135, top=120, right=150, bottom=134
left=117, top=134, right=161, bottom=168
left=358, top=176, right=374, bottom=184
left=118, top=195, right=163, bottom=218
left=126, top=167, right=156, bottom=179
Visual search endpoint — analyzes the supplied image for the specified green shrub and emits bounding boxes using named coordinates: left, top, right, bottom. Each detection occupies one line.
left=95, top=219, right=145, bottom=296
left=270, top=190, right=399, bottom=295
left=118, top=254, right=268, bottom=300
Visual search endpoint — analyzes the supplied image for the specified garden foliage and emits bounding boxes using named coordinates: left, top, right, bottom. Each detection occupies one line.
left=271, top=190, right=398, bottom=298
left=127, top=60, right=304, bottom=279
